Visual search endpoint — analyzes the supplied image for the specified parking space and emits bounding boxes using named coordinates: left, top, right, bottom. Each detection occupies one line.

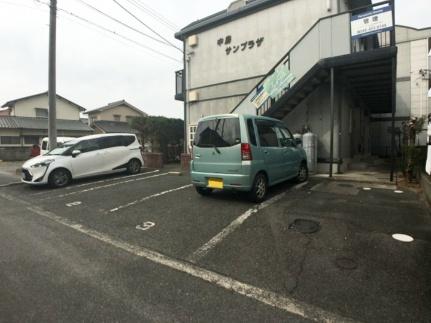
left=1, top=170, right=431, bottom=322
left=3, top=168, right=302, bottom=260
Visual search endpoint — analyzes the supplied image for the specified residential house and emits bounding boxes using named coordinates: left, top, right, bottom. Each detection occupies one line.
left=0, top=91, right=93, bottom=160
left=85, top=100, right=147, bottom=134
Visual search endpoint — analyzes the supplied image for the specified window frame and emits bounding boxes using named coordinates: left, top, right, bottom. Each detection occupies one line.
left=23, top=135, right=40, bottom=146
left=255, top=120, right=281, bottom=148
left=0, top=136, right=21, bottom=146
left=35, top=108, right=48, bottom=119
left=246, top=119, right=257, bottom=146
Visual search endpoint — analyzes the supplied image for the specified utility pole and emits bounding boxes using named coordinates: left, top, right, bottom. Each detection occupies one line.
left=48, top=0, right=57, bottom=150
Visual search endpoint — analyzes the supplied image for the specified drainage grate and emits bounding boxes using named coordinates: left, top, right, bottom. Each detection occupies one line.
left=289, top=219, right=320, bottom=234
left=335, top=257, right=358, bottom=270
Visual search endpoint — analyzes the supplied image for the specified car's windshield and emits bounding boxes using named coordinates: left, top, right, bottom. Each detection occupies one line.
left=46, top=139, right=79, bottom=155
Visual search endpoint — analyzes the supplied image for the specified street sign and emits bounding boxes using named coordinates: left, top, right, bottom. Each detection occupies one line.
left=351, top=5, right=393, bottom=40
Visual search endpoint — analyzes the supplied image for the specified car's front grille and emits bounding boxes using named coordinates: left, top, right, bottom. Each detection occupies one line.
left=22, top=168, right=33, bottom=181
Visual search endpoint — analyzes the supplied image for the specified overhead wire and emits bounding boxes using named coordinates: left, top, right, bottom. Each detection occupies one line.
left=112, top=0, right=182, bottom=53
left=125, top=0, right=179, bottom=31
left=74, top=0, right=174, bottom=48
left=32, top=0, right=181, bottom=63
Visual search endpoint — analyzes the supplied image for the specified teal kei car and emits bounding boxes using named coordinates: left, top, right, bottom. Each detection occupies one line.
left=191, top=114, right=308, bottom=202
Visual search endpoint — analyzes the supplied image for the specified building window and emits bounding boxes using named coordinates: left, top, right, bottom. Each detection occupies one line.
left=113, top=114, right=121, bottom=121
left=0, top=136, right=20, bottom=145
left=24, top=135, right=40, bottom=145
left=35, top=108, right=48, bottom=118
left=189, top=125, right=197, bottom=143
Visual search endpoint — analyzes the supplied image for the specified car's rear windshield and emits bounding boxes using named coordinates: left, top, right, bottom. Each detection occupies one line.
left=194, top=117, right=240, bottom=148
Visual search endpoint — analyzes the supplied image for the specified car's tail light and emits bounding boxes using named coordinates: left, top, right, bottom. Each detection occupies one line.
left=241, top=143, right=252, bottom=161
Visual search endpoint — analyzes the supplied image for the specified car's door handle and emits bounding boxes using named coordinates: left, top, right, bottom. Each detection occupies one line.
left=195, top=154, right=201, bottom=158
left=264, top=150, right=268, bottom=154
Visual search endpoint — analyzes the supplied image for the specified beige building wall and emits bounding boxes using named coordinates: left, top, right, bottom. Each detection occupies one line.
left=10, top=94, right=81, bottom=120
left=88, top=105, right=144, bottom=122
left=182, top=0, right=349, bottom=147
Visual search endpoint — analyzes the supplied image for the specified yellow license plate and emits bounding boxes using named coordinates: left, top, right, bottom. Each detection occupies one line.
left=208, top=178, right=223, bottom=189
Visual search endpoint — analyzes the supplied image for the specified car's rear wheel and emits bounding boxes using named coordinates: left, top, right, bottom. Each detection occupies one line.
left=48, top=168, right=71, bottom=188
left=249, top=173, right=268, bottom=203
left=195, top=186, right=213, bottom=196
left=127, top=159, right=141, bottom=174
left=296, top=162, right=308, bottom=183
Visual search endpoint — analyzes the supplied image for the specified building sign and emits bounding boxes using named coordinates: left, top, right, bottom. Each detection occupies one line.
left=250, top=65, right=295, bottom=108
left=351, top=5, right=393, bottom=40
left=251, top=85, right=269, bottom=108
left=217, top=35, right=265, bottom=55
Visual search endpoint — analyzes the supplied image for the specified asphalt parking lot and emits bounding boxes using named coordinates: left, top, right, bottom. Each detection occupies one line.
left=1, top=168, right=431, bottom=322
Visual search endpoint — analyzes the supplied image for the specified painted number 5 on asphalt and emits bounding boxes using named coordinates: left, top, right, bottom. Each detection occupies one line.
left=136, top=222, right=155, bottom=231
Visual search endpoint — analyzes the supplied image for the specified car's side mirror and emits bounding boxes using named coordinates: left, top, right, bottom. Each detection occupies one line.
left=295, top=138, right=302, bottom=146
left=71, top=150, right=81, bottom=158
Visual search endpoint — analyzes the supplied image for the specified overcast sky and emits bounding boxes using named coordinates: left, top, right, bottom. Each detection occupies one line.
left=0, top=0, right=429, bottom=119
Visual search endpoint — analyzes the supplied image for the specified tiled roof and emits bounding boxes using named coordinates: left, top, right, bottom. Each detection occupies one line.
left=93, top=120, right=137, bottom=134
left=0, top=116, right=93, bottom=132
left=1, top=91, right=86, bottom=111
left=85, top=100, right=147, bottom=116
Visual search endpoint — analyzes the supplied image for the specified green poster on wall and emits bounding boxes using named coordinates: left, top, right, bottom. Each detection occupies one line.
left=263, top=64, right=296, bottom=99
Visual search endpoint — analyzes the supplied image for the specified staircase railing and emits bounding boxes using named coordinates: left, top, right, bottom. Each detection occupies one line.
left=231, top=1, right=394, bottom=116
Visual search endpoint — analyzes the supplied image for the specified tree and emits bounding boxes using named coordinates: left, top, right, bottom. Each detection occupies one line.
left=131, top=116, right=184, bottom=161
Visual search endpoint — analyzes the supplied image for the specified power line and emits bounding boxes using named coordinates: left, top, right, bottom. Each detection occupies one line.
left=112, top=0, right=182, bottom=53
left=125, top=0, right=178, bottom=31
left=33, top=0, right=181, bottom=63
left=74, top=0, right=174, bottom=48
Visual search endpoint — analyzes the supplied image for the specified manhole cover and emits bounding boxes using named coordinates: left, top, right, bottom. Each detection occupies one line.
left=335, top=257, right=357, bottom=270
left=338, top=183, right=353, bottom=187
left=289, top=219, right=320, bottom=234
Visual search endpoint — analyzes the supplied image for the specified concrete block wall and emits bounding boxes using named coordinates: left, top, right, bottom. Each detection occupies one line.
left=0, top=147, right=31, bottom=161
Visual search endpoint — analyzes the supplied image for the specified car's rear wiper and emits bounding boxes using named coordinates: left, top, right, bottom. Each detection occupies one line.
left=212, top=145, right=221, bottom=154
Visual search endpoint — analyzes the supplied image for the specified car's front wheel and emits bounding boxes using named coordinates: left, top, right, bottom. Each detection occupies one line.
left=249, top=173, right=268, bottom=203
left=48, top=168, right=71, bottom=188
left=127, top=159, right=141, bottom=174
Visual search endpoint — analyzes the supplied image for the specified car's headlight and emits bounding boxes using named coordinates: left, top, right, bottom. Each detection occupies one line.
left=31, top=159, right=55, bottom=168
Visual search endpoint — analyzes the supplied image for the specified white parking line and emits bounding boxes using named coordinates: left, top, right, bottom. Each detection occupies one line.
left=25, top=204, right=355, bottom=323
left=42, top=172, right=169, bottom=200
left=0, top=181, right=22, bottom=188
left=109, top=184, right=192, bottom=213
left=71, top=169, right=160, bottom=189
left=187, top=190, right=289, bottom=263
left=29, top=169, right=160, bottom=196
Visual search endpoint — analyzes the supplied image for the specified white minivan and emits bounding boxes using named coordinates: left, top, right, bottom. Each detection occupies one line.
left=22, top=133, right=144, bottom=188
left=40, top=136, right=75, bottom=155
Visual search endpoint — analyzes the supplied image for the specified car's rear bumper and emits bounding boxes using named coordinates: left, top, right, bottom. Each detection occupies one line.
left=191, top=170, right=252, bottom=191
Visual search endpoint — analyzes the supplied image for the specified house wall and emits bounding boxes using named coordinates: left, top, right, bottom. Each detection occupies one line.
left=10, top=94, right=81, bottom=120
left=88, top=105, right=143, bottom=123
left=370, top=26, right=431, bottom=155
left=281, top=81, right=360, bottom=172
left=0, top=109, right=10, bottom=116
left=184, top=0, right=348, bottom=146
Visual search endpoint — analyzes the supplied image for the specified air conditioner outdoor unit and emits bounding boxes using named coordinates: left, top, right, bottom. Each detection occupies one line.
left=188, top=90, right=199, bottom=102
left=188, top=35, right=198, bottom=47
